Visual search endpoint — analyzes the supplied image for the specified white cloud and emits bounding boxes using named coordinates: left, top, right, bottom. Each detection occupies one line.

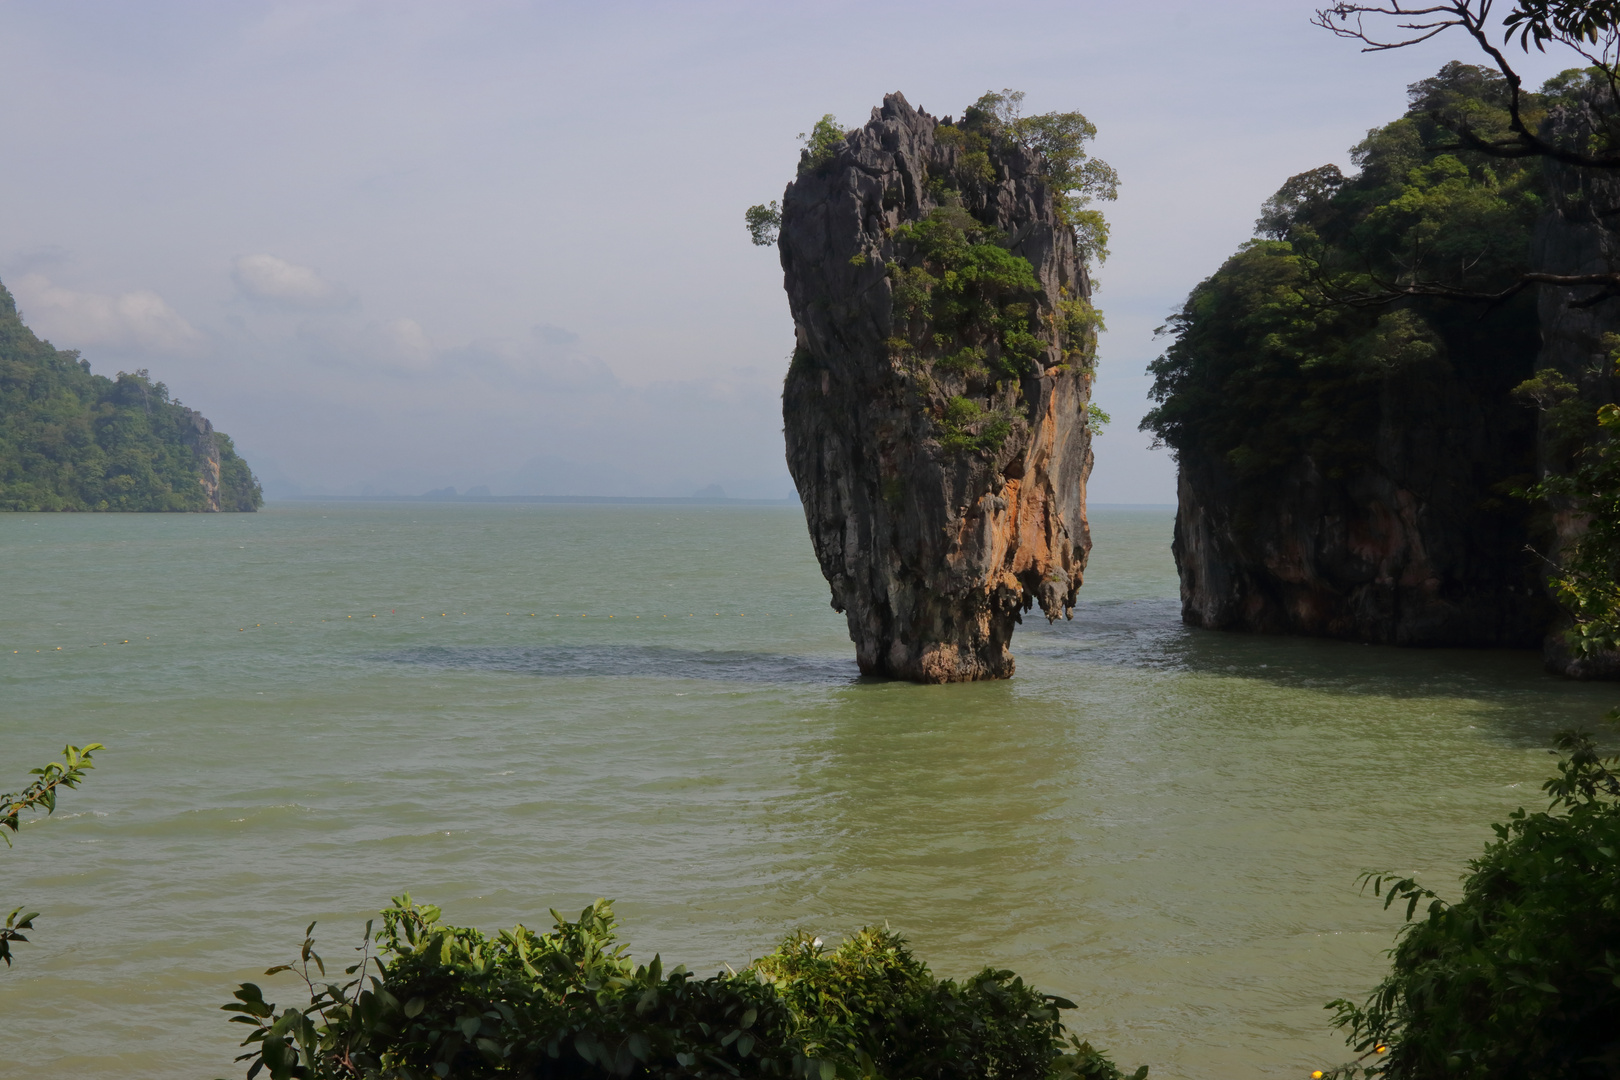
left=233, top=253, right=351, bottom=308
left=11, top=273, right=201, bottom=353
left=532, top=323, right=579, bottom=346
left=292, top=315, right=439, bottom=373
left=379, top=317, right=435, bottom=371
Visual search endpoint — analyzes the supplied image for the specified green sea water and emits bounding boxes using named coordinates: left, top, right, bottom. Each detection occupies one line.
left=1, top=503, right=1613, bottom=1079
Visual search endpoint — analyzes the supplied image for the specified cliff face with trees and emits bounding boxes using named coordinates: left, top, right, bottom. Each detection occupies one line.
left=774, top=92, right=1108, bottom=682
left=1144, top=65, right=1555, bottom=647
left=0, top=279, right=261, bottom=512
left=1524, top=94, right=1620, bottom=676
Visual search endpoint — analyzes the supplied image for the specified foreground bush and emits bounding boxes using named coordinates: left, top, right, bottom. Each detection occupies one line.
left=222, top=898, right=1144, bottom=1080
left=1327, top=729, right=1620, bottom=1078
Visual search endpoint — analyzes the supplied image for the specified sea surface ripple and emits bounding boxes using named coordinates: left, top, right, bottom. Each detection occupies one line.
left=1, top=504, right=1611, bottom=1080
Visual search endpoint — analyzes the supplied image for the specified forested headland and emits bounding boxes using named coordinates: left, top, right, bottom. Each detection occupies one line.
left=1142, top=58, right=1620, bottom=672
left=0, top=278, right=260, bottom=512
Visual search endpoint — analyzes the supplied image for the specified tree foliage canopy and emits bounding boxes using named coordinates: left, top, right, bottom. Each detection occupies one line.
left=1142, top=64, right=1545, bottom=494
left=0, top=280, right=261, bottom=512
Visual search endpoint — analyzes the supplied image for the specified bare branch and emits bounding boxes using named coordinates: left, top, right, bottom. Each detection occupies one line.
left=1312, top=3, right=1472, bottom=50
left=1315, top=1, right=1620, bottom=168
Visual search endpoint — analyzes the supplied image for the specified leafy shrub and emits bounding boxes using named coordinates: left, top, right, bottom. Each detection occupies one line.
left=937, top=397, right=1013, bottom=455
left=889, top=207, right=1046, bottom=386
left=1325, top=729, right=1620, bottom=1078
left=221, top=897, right=1144, bottom=1080
left=935, top=347, right=988, bottom=376
left=888, top=264, right=939, bottom=322
left=1057, top=299, right=1102, bottom=367
left=933, top=121, right=995, bottom=188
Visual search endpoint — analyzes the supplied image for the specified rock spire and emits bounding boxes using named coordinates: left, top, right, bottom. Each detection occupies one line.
left=777, top=92, right=1097, bottom=682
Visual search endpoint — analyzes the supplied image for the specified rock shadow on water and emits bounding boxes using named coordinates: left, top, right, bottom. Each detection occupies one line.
left=381, top=644, right=861, bottom=686
left=1020, top=597, right=1190, bottom=669
left=1026, top=597, right=1616, bottom=733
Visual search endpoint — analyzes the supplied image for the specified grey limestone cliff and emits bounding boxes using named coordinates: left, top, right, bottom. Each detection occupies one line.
left=180, top=408, right=224, bottom=512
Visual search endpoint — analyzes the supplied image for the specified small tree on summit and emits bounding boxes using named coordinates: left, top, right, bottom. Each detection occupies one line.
left=746, top=114, right=849, bottom=246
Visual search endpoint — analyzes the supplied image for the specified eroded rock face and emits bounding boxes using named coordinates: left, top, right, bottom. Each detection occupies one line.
left=1173, top=441, right=1548, bottom=647
left=778, top=93, right=1095, bottom=682
left=180, top=408, right=223, bottom=512
left=1168, top=303, right=1550, bottom=646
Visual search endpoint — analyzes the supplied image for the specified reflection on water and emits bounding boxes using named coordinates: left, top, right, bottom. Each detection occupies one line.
left=0, top=503, right=1613, bottom=1080
left=386, top=643, right=861, bottom=684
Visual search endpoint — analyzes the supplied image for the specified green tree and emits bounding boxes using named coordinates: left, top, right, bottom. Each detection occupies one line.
left=1311, top=3, right=1620, bottom=309
left=1, top=743, right=101, bottom=967
left=745, top=201, right=781, bottom=247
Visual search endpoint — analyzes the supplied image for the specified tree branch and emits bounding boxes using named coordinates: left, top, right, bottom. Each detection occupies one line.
left=1322, top=268, right=1620, bottom=309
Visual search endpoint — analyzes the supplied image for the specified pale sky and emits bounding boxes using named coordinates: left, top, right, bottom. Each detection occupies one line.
left=0, top=1, right=1575, bottom=500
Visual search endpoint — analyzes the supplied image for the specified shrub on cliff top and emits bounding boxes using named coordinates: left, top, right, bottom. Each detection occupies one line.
left=798, top=115, right=847, bottom=175
left=221, top=898, right=1144, bottom=1080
